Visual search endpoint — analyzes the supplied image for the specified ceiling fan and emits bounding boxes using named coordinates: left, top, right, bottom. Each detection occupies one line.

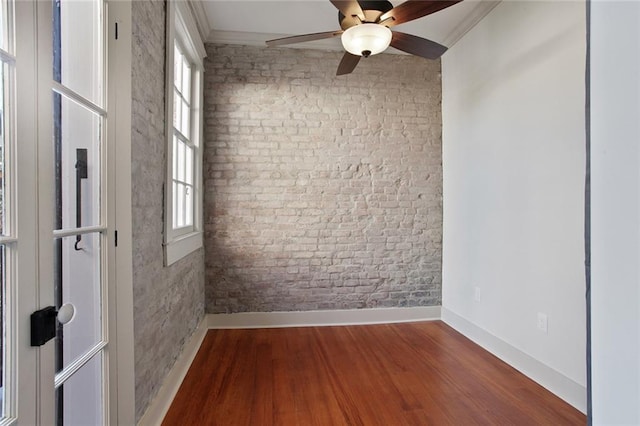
left=265, top=0, right=462, bottom=76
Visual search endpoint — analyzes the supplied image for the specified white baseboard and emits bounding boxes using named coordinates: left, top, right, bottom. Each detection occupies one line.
left=207, top=306, right=442, bottom=329
left=137, top=317, right=208, bottom=426
left=441, top=307, right=587, bottom=413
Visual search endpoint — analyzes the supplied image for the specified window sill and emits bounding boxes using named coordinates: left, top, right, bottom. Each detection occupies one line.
left=164, top=231, right=203, bottom=266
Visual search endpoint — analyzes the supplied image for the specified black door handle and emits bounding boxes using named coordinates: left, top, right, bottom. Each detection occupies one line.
left=74, top=148, right=87, bottom=250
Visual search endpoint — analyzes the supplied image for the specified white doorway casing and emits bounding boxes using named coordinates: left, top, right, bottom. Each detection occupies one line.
left=590, top=1, right=640, bottom=423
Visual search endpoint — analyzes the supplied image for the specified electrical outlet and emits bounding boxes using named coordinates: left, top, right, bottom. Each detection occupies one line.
left=474, top=287, right=481, bottom=302
left=537, top=313, right=548, bottom=333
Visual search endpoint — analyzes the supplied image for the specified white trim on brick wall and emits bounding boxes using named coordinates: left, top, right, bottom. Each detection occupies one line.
left=207, top=306, right=441, bottom=329
left=137, top=318, right=208, bottom=426
left=441, top=307, right=587, bottom=413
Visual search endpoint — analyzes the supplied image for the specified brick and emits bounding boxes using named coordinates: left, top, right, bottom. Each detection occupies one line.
left=204, top=44, right=442, bottom=314
left=131, top=1, right=204, bottom=421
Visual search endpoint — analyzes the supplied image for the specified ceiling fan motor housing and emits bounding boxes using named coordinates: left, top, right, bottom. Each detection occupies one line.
left=338, top=0, right=394, bottom=29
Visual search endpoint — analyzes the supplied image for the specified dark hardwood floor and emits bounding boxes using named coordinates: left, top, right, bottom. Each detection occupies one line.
left=163, top=321, right=586, bottom=425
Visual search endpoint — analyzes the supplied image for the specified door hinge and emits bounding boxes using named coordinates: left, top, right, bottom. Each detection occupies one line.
left=31, top=306, right=57, bottom=347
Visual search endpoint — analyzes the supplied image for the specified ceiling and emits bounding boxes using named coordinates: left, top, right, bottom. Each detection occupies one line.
left=192, top=0, right=501, bottom=54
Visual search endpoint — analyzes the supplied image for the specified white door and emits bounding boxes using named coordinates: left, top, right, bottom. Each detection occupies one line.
left=0, top=0, right=124, bottom=424
left=44, top=0, right=111, bottom=423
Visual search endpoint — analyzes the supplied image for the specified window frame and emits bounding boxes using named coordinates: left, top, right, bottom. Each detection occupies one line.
left=164, top=0, right=205, bottom=266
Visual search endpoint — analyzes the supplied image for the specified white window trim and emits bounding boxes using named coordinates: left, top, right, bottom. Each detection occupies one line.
left=164, top=0, right=206, bottom=266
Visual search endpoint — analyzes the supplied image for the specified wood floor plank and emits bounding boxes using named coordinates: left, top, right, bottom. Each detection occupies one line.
left=162, top=321, right=586, bottom=426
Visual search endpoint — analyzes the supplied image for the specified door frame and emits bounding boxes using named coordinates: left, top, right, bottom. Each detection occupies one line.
left=105, top=1, right=135, bottom=424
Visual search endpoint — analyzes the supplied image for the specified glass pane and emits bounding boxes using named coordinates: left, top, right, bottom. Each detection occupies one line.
left=181, top=99, right=190, bottom=139
left=184, top=185, right=192, bottom=226
left=56, top=353, right=103, bottom=426
left=0, top=245, right=5, bottom=418
left=172, top=182, right=178, bottom=228
left=54, top=93, right=102, bottom=231
left=0, top=61, right=8, bottom=236
left=182, top=60, right=191, bottom=102
left=54, top=232, right=102, bottom=373
left=174, top=44, right=182, bottom=93
left=176, top=140, right=185, bottom=182
left=54, top=0, right=103, bottom=106
left=176, top=184, right=184, bottom=227
left=0, top=0, right=8, bottom=53
left=173, top=89, right=181, bottom=133
left=185, top=145, right=193, bottom=185
left=172, top=135, right=178, bottom=180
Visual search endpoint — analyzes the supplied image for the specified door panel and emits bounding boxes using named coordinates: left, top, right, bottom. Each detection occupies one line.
left=55, top=353, right=103, bottom=426
left=55, top=0, right=103, bottom=107
left=54, top=92, right=103, bottom=231
left=55, top=232, right=103, bottom=374
left=48, top=0, right=108, bottom=424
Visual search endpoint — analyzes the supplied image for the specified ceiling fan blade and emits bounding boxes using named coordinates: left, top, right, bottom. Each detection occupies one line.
left=379, top=0, right=462, bottom=27
left=336, top=52, right=361, bottom=75
left=330, top=0, right=365, bottom=21
left=390, top=31, right=447, bottom=59
left=266, top=30, right=343, bottom=47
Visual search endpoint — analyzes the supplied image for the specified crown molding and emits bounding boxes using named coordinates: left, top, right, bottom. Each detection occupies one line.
left=187, top=0, right=212, bottom=44
left=175, top=0, right=206, bottom=61
left=442, top=0, right=501, bottom=47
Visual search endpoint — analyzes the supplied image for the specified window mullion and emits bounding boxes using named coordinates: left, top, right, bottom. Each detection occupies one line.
left=173, top=87, right=190, bottom=106
left=172, top=177, right=193, bottom=187
left=173, top=128, right=194, bottom=148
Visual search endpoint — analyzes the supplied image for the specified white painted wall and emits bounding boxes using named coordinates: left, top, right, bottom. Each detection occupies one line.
left=590, top=1, right=640, bottom=424
left=441, top=0, right=587, bottom=410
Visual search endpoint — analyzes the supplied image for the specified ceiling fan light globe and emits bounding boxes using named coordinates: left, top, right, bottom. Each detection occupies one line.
left=341, top=23, right=392, bottom=57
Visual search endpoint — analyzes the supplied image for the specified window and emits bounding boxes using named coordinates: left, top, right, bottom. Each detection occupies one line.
left=164, top=0, right=205, bottom=265
left=172, top=44, right=194, bottom=230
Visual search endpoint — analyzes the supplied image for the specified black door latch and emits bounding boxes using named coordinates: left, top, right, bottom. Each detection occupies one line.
left=31, top=306, right=58, bottom=346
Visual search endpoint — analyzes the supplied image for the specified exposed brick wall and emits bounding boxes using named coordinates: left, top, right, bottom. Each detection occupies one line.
left=204, top=44, right=442, bottom=313
left=131, top=0, right=204, bottom=420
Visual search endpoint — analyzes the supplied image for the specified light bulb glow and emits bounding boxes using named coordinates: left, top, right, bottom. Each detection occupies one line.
left=341, top=24, right=392, bottom=57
